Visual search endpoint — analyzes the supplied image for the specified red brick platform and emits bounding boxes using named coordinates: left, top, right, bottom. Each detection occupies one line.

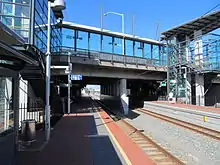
left=17, top=100, right=156, bottom=165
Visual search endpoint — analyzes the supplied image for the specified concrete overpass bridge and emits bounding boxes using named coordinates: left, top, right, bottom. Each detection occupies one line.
left=51, top=22, right=168, bottom=113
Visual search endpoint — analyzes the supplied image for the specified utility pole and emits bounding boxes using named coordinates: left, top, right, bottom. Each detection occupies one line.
left=68, top=53, right=72, bottom=114
left=101, top=5, right=104, bottom=31
left=132, top=15, right=135, bottom=37
left=155, top=22, right=160, bottom=41
left=45, top=0, right=52, bottom=141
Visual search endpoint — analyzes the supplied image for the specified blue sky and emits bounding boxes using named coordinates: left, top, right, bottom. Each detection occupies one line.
left=64, top=0, right=219, bottom=39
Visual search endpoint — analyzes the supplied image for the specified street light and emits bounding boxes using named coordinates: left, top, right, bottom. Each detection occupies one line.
left=45, top=0, right=65, bottom=142
left=103, top=11, right=125, bottom=55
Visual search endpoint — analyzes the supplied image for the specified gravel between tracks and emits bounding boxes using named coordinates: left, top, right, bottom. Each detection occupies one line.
left=125, top=110, right=220, bottom=165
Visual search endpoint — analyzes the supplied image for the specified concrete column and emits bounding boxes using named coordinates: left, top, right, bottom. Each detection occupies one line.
left=107, top=84, right=109, bottom=95
left=116, top=80, right=120, bottom=97
left=114, top=83, right=117, bottom=96
left=195, top=74, right=204, bottom=106
left=103, top=85, right=107, bottom=95
left=185, top=36, right=190, bottom=62
left=120, top=79, right=129, bottom=115
left=14, top=74, right=20, bottom=151
left=109, top=84, right=112, bottom=96
left=194, top=30, right=203, bottom=67
left=186, top=73, right=192, bottom=104
left=100, top=85, right=103, bottom=94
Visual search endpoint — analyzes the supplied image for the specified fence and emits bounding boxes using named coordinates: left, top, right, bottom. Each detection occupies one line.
left=55, top=46, right=167, bottom=67
left=19, top=99, right=44, bottom=128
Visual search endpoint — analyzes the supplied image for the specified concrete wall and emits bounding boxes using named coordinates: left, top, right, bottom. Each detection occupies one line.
left=52, top=64, right=166, bottom=81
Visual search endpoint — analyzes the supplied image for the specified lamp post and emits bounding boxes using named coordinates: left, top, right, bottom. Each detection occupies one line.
left=45, top=0, right=65, bottom=142
left=103, top=12, right=125, bottom=55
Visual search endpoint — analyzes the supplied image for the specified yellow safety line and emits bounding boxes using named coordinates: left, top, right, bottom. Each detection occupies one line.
left=97, top=111, right=133, bottom=165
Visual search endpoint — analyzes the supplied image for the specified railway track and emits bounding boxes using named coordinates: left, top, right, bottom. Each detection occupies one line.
left=137, top=108, right=220, bottom=140
left=94, top=99, right=185, bottom=165
left=116, top=119, right=185, bottom=165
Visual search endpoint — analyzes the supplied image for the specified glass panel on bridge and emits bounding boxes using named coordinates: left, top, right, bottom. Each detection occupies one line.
left=113, top=37, right=123, bottom=55
left=103, top=35, right=113, bottom=53
left=161, top=46, right=167, bottom=66
left=90, top=33, right=101, bottom=52
left=62, top=28, right=74, bottom=48
left=77, top=30, right=88, bottom=50
left=59, top=27, right=167, bottom=66
left=134, top=41, right=143, bottom=58
left=152, top=45, right=160, bottom=65
left=125, top=39, right=133, bottom=56
left=144, top=43, right=151, bottom=59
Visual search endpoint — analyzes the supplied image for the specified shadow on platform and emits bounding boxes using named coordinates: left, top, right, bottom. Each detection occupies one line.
left=17, top=114, right=123, bottom=165
left=71, top=97, right=101, bottom=113
left=125, top=110, right=140, bottom=120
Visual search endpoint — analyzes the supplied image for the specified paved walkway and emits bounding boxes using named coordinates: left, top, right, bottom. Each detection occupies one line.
left=17, top=96, right=155, bottom=165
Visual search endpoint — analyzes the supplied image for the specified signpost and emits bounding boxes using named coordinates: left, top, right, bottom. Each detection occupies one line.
left=160, top=81, right=167, bottom=87
left=70, top=74, right=83, bottom=81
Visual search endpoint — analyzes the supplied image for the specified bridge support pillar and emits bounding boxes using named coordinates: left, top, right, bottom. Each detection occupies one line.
left=109, top=84, right=112, bottom=96
left=101, top=85, right=104, bottom=95
left=120, top=79, right=129, bottom=115
left=103, top=85, right=106, bottom=95
left=114, top=83, right=117, bottom=96
left=196, top=74, right=204, bottom=106
left=186, top=73, right=192, bottom=104
left=116, top=80, right=120, bottom=97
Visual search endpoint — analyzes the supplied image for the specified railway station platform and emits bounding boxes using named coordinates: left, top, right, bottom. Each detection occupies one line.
left=16, top=96, right=155, bottom=165
left=150, top=101, right=220, bottom=114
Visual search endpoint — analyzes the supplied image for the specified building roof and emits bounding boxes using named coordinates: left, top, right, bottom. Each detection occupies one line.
left=0, top=21, right=25, bottom=45
left=0, top=21, right=38, bottom=66
left=161, top=10, right=220, bottom=39
left=59, top=21, right=163, bottom=45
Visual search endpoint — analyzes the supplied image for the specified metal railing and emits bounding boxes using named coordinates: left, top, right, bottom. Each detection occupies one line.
left=19, top=99, right=44, bottom=128
left=53, top=46, right=167, bottom=67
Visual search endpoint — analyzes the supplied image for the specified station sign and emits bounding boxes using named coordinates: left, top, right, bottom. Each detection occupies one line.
left=160, top=81, right=167, bottom=87
left=70, top=74, right=82, bottom=80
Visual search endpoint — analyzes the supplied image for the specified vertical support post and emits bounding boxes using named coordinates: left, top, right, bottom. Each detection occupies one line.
left=109, top=84, right=112, bottom=96
left=100, top=34, right=103, bottom=52
left=74, top=30, right=77, bottom=52
left=122, top=14, right=124, bottom=55
left=159, top=45, right=161, bottom=65
left=194, top=30, right=204, bottom=105
left=133, top=41, right=135, bottom=56
left=142, top=42, right=145, bottom=58
left=132, top=15, right=135, bottom=37
left=123, top=38, right=126, bottom=65
left=195, top=74, right=204, bottom=106
left=166, top=41, right=170, bottom=98
left=101, top=5, right=104, bottom=31
left=151, top=44, right=153, bottom=64
left=111, top=37, right=114, bottom=63
left=112, top=37, right=114, bottom=54
left=120, top=79, right=128, bottom=115
left=45, top=0, right=51, bottom=141
left=88, top=32, right=90, bottom=58
left=13, top=74, right=19, bottom=153
left=29, top=0, right=35, bottom=44
left=68, top=54, right=72, bottom=113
